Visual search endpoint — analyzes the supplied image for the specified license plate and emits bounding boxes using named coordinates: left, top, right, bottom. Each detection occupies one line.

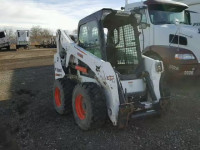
left=184, top=71, right=194, bottom=76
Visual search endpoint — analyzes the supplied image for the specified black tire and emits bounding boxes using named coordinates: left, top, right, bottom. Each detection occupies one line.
left=158, top=72, right=171, bottom=115
left=72, top=83, right=107, bottom=130
left=53, top=78, right=76, bottom=115
left=6, top=46, right=10, bottom=50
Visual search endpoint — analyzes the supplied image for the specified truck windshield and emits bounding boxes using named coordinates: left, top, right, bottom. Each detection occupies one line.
left=149, top=10, right=190, bottom=25
left=0, top=32, right=5, bottom=38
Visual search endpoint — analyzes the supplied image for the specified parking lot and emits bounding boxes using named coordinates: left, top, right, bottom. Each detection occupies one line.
left=0, top=49, right=200, bottom=150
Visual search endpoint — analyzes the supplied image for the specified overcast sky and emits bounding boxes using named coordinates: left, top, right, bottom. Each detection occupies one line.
left=0, top=0, right=140, bottom=32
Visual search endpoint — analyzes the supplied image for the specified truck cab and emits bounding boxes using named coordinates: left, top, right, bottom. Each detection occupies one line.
left=125, top=0, right=200, bottom=76
left=16, top=30, right=30, bottom=49
left=0, top=30, right=10, bottom=50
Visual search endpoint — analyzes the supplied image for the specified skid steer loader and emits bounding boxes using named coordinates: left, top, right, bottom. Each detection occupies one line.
left=53, top=9, right=170, bottom=130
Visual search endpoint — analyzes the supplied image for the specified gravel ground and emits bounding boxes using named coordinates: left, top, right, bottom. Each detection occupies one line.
left=0, top=66, right=200, bottom=150
left=0, top=50, right=200, bottom=150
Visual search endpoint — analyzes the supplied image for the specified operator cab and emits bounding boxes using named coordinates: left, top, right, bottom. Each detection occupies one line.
left=78, top=9, right=142, bottom=78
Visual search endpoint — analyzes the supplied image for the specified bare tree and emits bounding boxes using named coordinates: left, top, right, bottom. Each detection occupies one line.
left=41, top=29, right=52, bottom=38
left=72, top=29, right=77, bottom=34
left=30, top=26, right=42, bottom=43
left=30, top=26, right=53, bottom=45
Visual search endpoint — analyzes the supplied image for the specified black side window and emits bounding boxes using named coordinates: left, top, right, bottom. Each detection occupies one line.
left=79, top=21, right=101, bottom=58
left=169, top=34, right=187, bottom=45
left=140, top=9, right=147, bottom=23
left=18, top=32, right=20, bottom=37
left=0, top=32, right=5, bottom=38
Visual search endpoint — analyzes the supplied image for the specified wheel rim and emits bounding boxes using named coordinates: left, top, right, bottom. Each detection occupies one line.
left=55, top=87, right=61, bottom=107
left=75, top=94, right=86, bottom=120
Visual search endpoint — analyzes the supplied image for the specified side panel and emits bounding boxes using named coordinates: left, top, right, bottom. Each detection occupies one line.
left=54, top=53, right=65, bottom=79
left=121, top=79, right=146, bottom=94
left=143, top=55, right=163, bottom=101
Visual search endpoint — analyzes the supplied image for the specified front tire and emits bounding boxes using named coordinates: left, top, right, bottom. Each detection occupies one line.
left=53, top=78, right=76, bottom=115
left=158, top=73, right=171, bottom=115
left=72, top=83, right=107, bottom=130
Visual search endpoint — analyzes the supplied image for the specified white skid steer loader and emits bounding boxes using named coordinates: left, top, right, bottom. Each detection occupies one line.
left=53, top=9, right=170, bottom=130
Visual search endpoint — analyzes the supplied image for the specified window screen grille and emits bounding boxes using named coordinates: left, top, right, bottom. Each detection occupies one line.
left=114, top=24, right=138, bottom=65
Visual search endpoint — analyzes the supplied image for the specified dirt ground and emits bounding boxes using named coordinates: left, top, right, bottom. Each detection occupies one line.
left=0, top=49, right=200, bottom=150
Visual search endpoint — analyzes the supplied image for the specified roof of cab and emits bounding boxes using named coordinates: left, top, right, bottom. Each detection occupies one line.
left=144, top=0, right=188, bottom=8
left=78, top=8, right=113, bottom=26
left=175, top=0, right=200, bottom=6
left=125, top=0, right=188, bottom=11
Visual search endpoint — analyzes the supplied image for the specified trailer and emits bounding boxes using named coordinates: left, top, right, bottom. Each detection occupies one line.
left=16, top=30, right=30, bottom=49
left=0, top=30, right=10, bottom=51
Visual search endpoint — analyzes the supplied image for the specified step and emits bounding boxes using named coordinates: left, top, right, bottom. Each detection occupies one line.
left=131, top=110, right=158, bottom=119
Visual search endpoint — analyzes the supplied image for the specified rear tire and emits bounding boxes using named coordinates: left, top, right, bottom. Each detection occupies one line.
left=53, top=78, right=76, bottom=115
left=72, top=83, right=107, bottom=130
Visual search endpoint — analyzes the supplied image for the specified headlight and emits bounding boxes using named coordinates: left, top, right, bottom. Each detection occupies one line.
left=175, top=54, right=195, bottom=60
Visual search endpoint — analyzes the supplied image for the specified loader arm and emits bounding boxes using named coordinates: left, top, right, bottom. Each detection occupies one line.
left=54, top=30, right=121, bottom=125
left=143, top=55, right=164, bottom=102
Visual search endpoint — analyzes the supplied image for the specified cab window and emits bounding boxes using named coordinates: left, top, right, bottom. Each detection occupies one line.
left=140, top=9, right=147, bottom=23
left=0, top=32, right=5, bottom=38
left=79, top=21, right=101, bottom=58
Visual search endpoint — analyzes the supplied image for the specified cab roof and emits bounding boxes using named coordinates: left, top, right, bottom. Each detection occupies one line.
left=78, top=8, right=113, bottom=26
left=125, top=0, right=188, bottom=11
left=144, top=0, right=188, bottom=8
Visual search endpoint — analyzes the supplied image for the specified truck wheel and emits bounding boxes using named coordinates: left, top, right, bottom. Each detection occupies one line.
left=72, top=83, right=107, bottom=130
left=158, top=73, right=171, bottom=115
left=7, top=46, right=10, bottom=50
left=53, top=78, right=76, bottom=115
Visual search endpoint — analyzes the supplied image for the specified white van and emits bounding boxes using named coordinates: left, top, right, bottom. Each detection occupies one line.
left=16, top=30, right=30, bottom=49
left=0, top=30, right=10, bottom=50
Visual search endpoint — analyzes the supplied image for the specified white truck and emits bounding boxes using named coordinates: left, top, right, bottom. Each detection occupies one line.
left=0, top=30, right=10, bottom=50
left=16, top=30, right=30, bottom=49
left=175, top=0, right=200, bottom=27
left=125, top=0, right=200, bottom=76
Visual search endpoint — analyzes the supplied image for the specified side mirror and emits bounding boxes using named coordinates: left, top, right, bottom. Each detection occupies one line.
left=69, top=35, right=77, bottom=43
left=134, top=13, right=142, bottom=25
left=139, top=22, right=150, bottom=29
left=175, top=18, right=180, bottom=25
